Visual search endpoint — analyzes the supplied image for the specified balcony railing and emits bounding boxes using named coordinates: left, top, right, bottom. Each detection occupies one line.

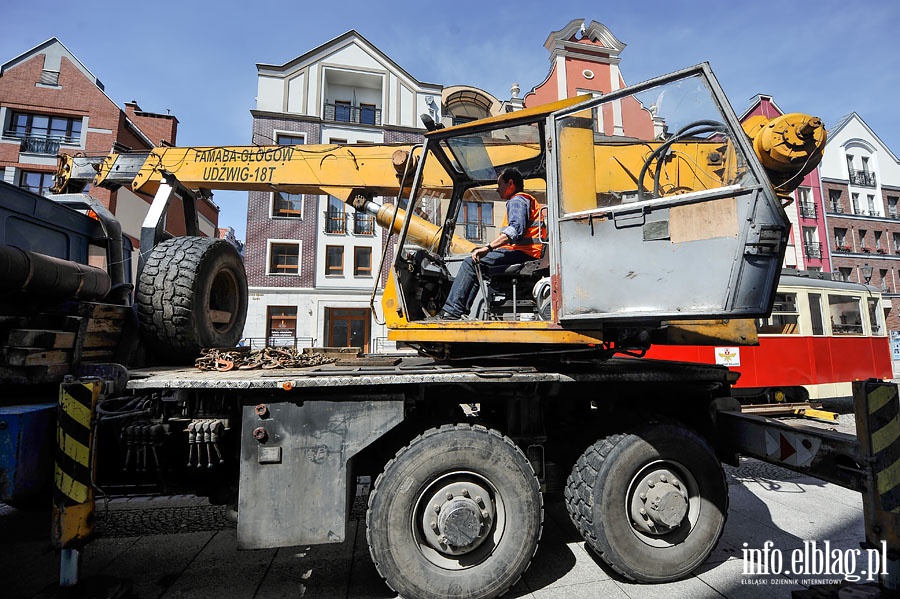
left=803, top=241, right=822, bottom=259
left=324, top=210, right=346, bottom=234
left=799, top=202, right=817, bottom=218
left=17, top=135, right=62, bottom=155
left=354, top=213, right=375, bottom=235
left=829, top=203, right=844, bottom=213
left=849, top=169, right=877, bottom=187
left=323, top=103, right=382, bottom=126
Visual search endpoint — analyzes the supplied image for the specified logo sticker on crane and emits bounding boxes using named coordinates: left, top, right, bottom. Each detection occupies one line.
left=764, top=430, right=821, bottom=467
left=715, top=347, right=740, bottom=366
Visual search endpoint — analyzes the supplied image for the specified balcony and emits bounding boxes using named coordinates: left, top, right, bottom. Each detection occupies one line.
left=828, top=203, right=844, bottom=213
left=799, top=202, right=817, bottom=218
left=324, top=210, right=347, bottom=234
left=353, top=213, right=375, bottom=235
left=16, top=135, right=62, bottom=155
left=803, top=241, right=822, bottom=259
left=323, top=103, right=382, bottom=126
left=849, top=169, right=877, bottom=187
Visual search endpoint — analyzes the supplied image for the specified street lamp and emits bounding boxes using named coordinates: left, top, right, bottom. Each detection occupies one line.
left=861, top=263, right=874, bottom=285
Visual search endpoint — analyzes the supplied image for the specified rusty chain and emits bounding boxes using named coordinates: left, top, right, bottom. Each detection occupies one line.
left=195, top=347, right=337, bottom=372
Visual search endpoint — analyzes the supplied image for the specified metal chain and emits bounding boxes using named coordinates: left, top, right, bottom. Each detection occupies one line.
left=195, top=347, right=337, bottom=372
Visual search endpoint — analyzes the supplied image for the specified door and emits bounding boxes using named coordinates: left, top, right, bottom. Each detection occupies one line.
left=326, top=307, right=370, bottom=352
left=547, top=64, right=790, bottom=324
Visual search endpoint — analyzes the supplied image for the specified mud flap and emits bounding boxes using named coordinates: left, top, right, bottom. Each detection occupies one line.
left=237, top=397, right=404, bottom=549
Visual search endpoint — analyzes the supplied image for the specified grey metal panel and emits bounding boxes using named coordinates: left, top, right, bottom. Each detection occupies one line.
left=237, top=398, right=404, bottom=549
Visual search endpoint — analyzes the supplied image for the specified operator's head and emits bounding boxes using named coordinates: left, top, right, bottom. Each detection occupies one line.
left=498, top=168, right=524, bottom=199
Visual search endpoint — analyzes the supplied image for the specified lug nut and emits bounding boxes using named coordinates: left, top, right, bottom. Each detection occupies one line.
left=660, top=474, right=668, bottom=483
left=434, top=504, right=441, bottom=513
left=252, top=427, right=268, bottom=442
left=446, top=492, right=453, bottom=501
left=430, top=520, right=439, bottom=532
left=255, top=404, right=269, bottom=418
left=462, top=489, right=470, bottom=498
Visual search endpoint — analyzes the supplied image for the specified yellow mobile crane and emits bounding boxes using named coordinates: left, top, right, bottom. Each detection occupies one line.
left=26, top=65, right=896, bottom=599
left=56, top=65, right=823, bottom=360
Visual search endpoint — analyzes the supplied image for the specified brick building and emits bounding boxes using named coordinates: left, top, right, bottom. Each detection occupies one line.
left=820, top=112, right=900, bottom=339
left=244, top=31, right=441, bottom=351
left=0, top=38, right=219, bottom=279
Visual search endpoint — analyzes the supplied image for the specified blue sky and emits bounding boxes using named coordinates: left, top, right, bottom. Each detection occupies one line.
left=3, top=0, right=898, bottom=240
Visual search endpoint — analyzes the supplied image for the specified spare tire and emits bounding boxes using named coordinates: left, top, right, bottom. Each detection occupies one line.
left=137, top=237, right=247, bottom=361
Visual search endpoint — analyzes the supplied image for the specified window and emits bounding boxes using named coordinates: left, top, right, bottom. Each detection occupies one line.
left=880, top=269, right=889, bottom=292
left=354, top=211, right=375, bottom=235
left=325, top=245, right=344, bottom=275
left=18, top=171, right=54, bottom=195
left=846, top=154, right=854, bottom=173
left=329, top=138, right=348, bottom=145
left=360, top=103, right=376, bottom=125
left=868, top=195, right=876, bottom=215
left=457, top=201, right=495, bottom=242
left=889, top=196, right=899, bottom=218
left=862, top=156, right=870, bottom=173
left=797, top=187, right=815, bottom=218
left=851, top=193, right=860, bottom=214
left=859, top=229, right=868, bottom=250
left=757, top=292, right=799, bottom=334
left=325, top=196, right=346, bottom=234
left=834, top=228, right=848, bottom=250
left=869, top=298, right=885, bottom=335
left=808, top=293, right=825, bottom=336
left=829, top=189, right=843, bottom=213
left=7, top=111, right=82, bottom=144
left=354, top=246, right=372, bottom=276
left=268, top=242, right=300, bottom=275
left=334, top=100, right=351, bottom=123
left=838, top=267, right=852, bottom=282
left=267, top=306, right=297, bottom=344
left=276, top=134, right=305, bottom=146
left=802, top=227, right=820, bottom=258
left=273, top=192, right=303, bottom=218
left=876, top=231, right=884, bottom=252
left=829, top=294, right=863, bottom=335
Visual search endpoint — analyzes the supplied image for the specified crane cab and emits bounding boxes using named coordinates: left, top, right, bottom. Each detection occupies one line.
left=384, top=64, right=799, bottom=352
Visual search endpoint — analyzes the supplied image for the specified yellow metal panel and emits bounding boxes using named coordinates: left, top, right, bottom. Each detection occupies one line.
left=57, top=428, right=91, bottom=468
left=869, top=384, right=896, bottom=415
left=872, top=415, right=900, bottom=455
left=60, top=391, right=92, bottom=428
left=54, top=465, right=90, bottom=504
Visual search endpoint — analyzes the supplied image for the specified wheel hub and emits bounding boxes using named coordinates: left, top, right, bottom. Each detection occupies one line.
left=630, top=468, right=688, bottom=534
left=420, top=480, right=494, bottom=555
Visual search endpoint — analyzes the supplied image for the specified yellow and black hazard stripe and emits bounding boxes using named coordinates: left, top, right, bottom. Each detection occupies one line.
left=54, top=382, right=99, bottom=507
left=866, top=382, right=900, bottom=514
left=53, top=380, right=103, bottom=552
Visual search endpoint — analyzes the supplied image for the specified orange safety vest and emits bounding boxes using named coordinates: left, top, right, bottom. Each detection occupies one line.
left=499, top=192, right=545, bottom=259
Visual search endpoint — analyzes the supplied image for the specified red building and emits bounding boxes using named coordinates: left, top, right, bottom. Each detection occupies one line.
left=0, top=38, right=219, bottom=277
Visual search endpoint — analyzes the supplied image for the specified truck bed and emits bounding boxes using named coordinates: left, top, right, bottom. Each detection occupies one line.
left=126, top=355, right=736, bottom=391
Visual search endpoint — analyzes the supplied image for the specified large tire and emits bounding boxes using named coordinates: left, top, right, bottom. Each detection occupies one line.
left=367, top=424, right=543, bottom=599
left=137, top=237, right=247, bottom=361
left=564, top=422, right=727, bottom=583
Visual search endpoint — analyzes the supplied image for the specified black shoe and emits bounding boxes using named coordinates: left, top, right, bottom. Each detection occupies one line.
left=424, top=311, right=462, bottom=321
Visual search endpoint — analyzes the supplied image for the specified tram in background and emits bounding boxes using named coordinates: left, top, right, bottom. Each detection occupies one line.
left=646, top=270, right=894, bottom=404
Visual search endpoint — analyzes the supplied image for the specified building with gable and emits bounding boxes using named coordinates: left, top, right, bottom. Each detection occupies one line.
left=0, top=38, right=219, bottom=278
left=244, top=31, right=442, bottom=351
left=820, top=112, right=900, bottom=336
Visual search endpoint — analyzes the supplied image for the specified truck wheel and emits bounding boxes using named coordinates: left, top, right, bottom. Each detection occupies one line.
left=367, top=424, right=543, bottom=599
left=137, top=237, right=247, bottom=360
left=565, top=422, right=727, bottom=582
